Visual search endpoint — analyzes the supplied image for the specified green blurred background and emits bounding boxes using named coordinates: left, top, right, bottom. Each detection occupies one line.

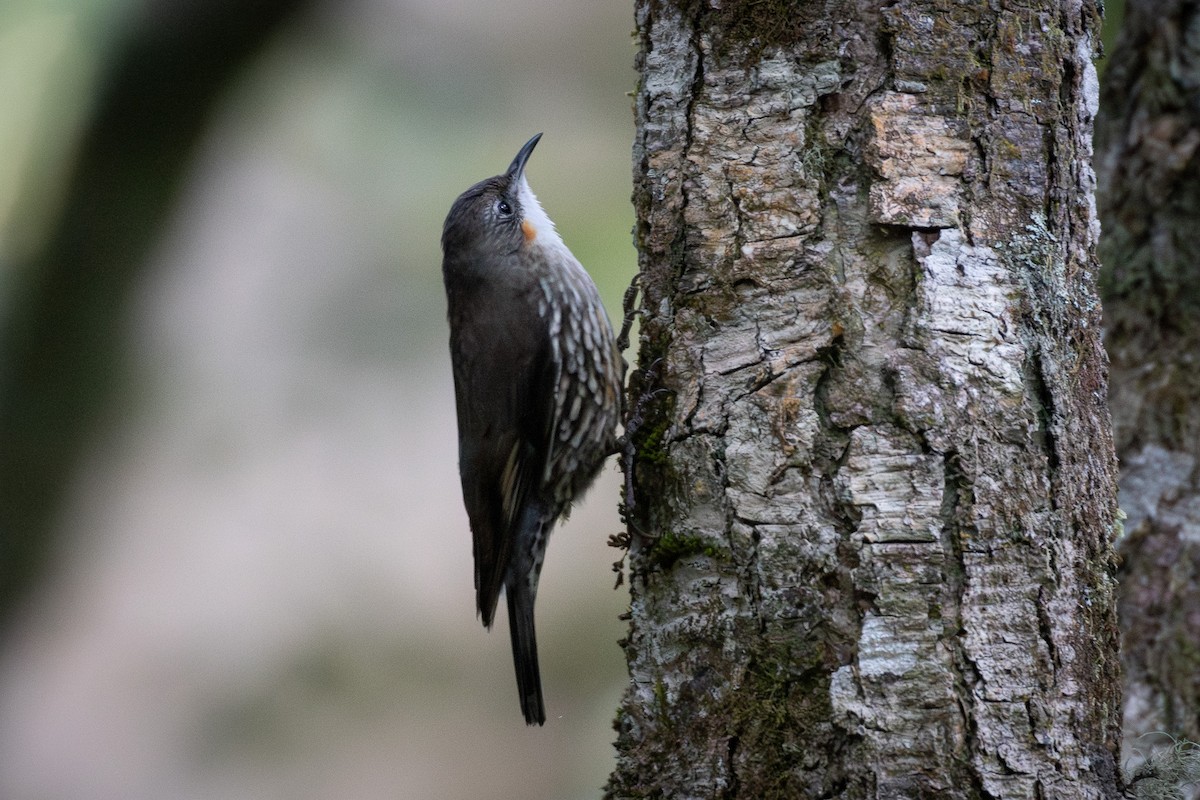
left=0, top=1, right=637, bottom=798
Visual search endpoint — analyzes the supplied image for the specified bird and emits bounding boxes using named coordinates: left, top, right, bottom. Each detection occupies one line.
left=441, top=133, right=622, bottom=725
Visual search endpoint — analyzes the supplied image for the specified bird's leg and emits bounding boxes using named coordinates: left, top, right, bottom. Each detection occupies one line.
left=614, top=271, right=644, bottom=407
left=609, top=379, right=670, bottom=587
left=615, top=271, right=641, bottom=357
left=608, top=272, right=668, bottom=588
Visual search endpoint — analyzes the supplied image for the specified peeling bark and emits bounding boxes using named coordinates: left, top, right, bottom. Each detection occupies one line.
left=611, top=1, right=1120, bottom=798
left=1096, top=0, right=1200, bottom=763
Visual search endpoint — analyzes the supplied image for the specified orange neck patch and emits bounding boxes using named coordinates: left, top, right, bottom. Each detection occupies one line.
left=521, top=219, right=537, bottom=242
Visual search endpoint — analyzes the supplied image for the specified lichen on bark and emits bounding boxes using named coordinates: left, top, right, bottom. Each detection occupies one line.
left=611, top=0, right=1120, bottom=797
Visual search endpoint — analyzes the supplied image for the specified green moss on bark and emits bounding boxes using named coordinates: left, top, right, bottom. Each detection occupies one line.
left=667, top=0, right=824, bottom=61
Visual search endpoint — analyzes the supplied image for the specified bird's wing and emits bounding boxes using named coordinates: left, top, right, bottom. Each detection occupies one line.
left=542, top=275, right=622, bottom=502
left=450, top=302, right=556, bottom=627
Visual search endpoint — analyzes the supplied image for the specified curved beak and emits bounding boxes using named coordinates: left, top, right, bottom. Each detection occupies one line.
left=505, top=133, right=543, bottom=180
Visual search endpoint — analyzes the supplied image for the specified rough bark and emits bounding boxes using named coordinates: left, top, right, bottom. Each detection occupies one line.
left=1096, top=0, right=1200, bottom=760
left=610, top=1, right=1121, bottom=798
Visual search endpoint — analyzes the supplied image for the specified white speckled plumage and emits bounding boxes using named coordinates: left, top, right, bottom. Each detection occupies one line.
left=441, top=135, right=621, bottom=725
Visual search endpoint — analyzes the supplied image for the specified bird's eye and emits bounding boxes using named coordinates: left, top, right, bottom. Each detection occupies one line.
left=497, top=199, right=513, bottom=217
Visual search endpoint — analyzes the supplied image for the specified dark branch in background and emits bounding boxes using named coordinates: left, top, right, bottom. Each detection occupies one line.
left=0, top=0, right=313, bottom=625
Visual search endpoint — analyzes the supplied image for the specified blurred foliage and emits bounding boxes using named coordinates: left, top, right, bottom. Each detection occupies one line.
left=0, top=0, right=317, bottom=623
left=1099, top=0, right=1126, bottom=72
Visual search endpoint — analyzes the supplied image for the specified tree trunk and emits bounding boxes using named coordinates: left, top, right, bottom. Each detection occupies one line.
left=609, top=2, right=1121, bottom=797
left=1096, top=0, right=1200, bottom=761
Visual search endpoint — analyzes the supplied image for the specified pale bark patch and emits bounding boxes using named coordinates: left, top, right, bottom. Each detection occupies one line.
left=867, top=92, right=971, bottom=228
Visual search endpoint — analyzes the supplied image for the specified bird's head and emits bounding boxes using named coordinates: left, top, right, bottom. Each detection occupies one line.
left=441, top=133, right=565, bottom=265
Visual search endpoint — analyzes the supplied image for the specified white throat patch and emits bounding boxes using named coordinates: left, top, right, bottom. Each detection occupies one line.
left=517, top=176, right=567, bottom=252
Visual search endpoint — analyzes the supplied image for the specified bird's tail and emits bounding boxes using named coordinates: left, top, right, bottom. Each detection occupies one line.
left=505, top=502, right=549, bottom=725
left=505, top=573, right=545, bottom=725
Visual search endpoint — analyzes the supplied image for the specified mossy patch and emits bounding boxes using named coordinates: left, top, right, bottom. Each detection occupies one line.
left=646, top=529, right=727, bottom=570
left=669, top=0, right=825, bottom=62
left=723, top=631, right=842, bottom=797
left=634, top=409, right=673, bottom=468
